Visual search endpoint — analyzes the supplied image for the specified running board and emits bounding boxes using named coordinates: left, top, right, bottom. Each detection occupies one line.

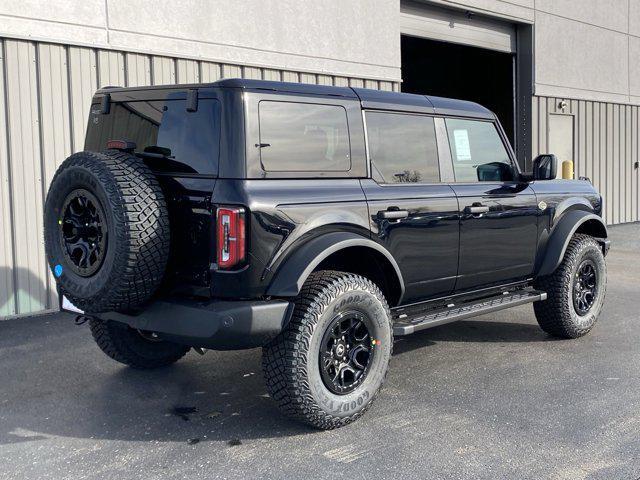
left=393, top=290, right=547, bottom=336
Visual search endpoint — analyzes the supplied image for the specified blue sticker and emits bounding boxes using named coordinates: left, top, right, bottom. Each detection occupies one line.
left=54, top=264, right=63, bottom=277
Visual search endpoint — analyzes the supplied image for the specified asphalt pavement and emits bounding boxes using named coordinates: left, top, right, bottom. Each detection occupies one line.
left=1, top=223, right=639, bottom=480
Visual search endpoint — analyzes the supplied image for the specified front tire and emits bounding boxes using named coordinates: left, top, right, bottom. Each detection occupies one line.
left=262, top=271, right=393, bottom=429
left=534, top=234, right=607, bottom=338
left=89, top=320, right=189, bottom=369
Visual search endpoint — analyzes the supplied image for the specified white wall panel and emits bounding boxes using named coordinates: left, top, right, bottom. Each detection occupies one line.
left=0, top=39, right=16, bottom=317
left=125, top=53, right=151, bottom=87
left=200, top=62, right=222, bottom=83
left=176, top=59, right=200, bottom=84
left=37, top=43, right=72, bottom=308
left=68, top=47, right=97, bottom=151
left=3, top=40, right=47, bottom=315
left=151, top=57, right=176, bottom=86
left=98, top=50, right=125, bottom=88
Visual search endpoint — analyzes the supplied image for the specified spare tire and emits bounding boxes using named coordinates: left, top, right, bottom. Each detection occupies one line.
left=44, top=150, right=170, bottom=313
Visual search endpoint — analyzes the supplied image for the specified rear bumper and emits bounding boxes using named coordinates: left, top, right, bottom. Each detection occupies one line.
left=94, top=298, right=293, bottom=350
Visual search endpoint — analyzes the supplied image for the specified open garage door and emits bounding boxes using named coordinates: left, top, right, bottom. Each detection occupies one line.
left=400, top=1, right=518, bottom=146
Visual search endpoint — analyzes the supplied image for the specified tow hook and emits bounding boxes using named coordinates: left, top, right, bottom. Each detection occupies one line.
left=192, top=347, right=207, bottom=355
left=74, top=314, right=93, bottom=326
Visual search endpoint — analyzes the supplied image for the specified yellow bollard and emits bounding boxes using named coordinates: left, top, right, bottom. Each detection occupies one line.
left=562, top=160, right=574, bottom=179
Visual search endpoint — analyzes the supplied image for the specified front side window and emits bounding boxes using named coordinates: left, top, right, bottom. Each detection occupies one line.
left=365, top=111, right=439, bottom=184
left=445, top=119, right=514, bottom=182
left=258, top=101, right=351, bottom=172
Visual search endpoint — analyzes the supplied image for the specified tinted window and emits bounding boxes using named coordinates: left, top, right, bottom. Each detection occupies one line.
left=85, top=97, right=220, bottom=175
left=445, top=119, right=513, bottom=182
left=258, top=101, right=351, bottom=172
left=366, top=112, right=439, bottom=183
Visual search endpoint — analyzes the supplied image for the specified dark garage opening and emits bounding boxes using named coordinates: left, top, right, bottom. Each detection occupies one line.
left=401, top=35, right=515, bottom=145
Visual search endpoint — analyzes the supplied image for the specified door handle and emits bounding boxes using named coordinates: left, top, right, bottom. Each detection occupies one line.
left=465, top=204, right=490, bottom=215
left=377, top=209, right=409, bottom=220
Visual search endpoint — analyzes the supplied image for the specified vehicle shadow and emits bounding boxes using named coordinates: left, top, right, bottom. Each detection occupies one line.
left=0, top=313, right=552, bottom=446
left=0, top=314, right=311, bottom=446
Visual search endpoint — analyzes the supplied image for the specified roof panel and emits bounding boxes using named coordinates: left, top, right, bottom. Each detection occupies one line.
left=96, top=79, right=495, bottom=118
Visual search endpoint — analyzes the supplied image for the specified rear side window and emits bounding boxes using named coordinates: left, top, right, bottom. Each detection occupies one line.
left=258, top=101, right=351, bottom=172
left=365, top=111, right=439, bottom=184
left=85, top=97, right=220, bottom=175
left=445, top=119, right=513, bottom=182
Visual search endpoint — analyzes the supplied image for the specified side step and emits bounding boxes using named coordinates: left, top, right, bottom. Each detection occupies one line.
left=393, top=289, right=547, bottom=336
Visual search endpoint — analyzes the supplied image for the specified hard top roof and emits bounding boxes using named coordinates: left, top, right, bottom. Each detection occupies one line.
left=96, top=78, right=495, bottom=119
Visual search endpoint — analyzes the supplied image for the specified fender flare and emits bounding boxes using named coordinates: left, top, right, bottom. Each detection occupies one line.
left=537, top=210, right=608, bottom=277
left=266, top=231, right=405, bottom=301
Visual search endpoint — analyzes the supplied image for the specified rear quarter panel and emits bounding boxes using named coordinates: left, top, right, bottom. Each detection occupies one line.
left=209, top=179, right=370, bottom=299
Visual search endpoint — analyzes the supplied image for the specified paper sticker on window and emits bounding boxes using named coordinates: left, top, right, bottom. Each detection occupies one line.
left=453, top=129, right=471, bottom=161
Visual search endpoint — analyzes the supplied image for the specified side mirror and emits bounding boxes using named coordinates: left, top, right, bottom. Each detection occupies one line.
left=532, top=154, right=557, bottom=180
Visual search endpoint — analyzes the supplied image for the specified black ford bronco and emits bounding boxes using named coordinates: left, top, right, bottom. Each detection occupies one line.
left=44, top=79, right=609, bottom=429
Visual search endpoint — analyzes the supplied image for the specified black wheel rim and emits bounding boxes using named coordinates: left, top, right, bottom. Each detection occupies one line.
left=59, top=189, right=107, bottom=277
left=573, top=259, right=598, bottom=315
left=319, top=311, right=375, bottom=395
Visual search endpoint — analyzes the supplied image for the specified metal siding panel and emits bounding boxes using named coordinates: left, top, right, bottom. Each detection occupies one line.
left=585, top=101, right=593, bottom=182
left=531, top=97, right=539, bottom=157
left=243, top=66, right=262, bottom=80
left=625, top=105, right=632, bottom=223
left=200, top=62, right=221, bottom=82
left=592, top=102, right=600, bottom=192
left=68, top=46, right=97, bottom=152
left=0, top=39, right=16, bottom=317
left=125, top=53, right=151, bottom=87
left=262, top=69, right=281, bottom=81
left=333, top=77, right=349, bottom=87
left=614, top=104, right=620, bottom=224
left=176, top=59, right=200, bottom=83
left=575, top=100, right=583, bottom=179
left=4, top=40, right=47, bottom=314
left=317, top=74, right=332, bottom=86
left=600, top=103, right=607, bottom=223
left=299, top=73, right=316, bottom=84
left=606, top=103, right=614, bottom=223
left=221, top=64, right=242, bottom=79
left=282, top=71, right=299, bottom=82
left=364, top=79, right=378, bottom=90
left=97, top=50, right=125, bottom=88
left=630, top=106, right=640, bottom=222
left=151, top=56, right=176, bottom=85
left=37, top=43, right=72, bottom=308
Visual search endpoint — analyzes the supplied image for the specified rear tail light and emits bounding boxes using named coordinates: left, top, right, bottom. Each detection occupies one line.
left=216, top=207, right=246, bottom=269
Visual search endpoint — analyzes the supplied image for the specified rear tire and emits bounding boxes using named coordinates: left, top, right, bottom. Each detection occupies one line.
left=89, top=320, right=189, bottom=369
left=262, top=271, right=393, bottom=430
left=534, top=234, right=607, bottom=338
left=44, top=150, right=170, bottom=313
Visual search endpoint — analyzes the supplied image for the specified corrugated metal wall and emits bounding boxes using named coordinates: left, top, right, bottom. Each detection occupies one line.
left=532, top=96, right=640, bottom=226
left=0, top=37, right=398, bottom=319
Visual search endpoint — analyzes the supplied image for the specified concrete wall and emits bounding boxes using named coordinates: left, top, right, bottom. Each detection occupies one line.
left=0, top=0, right=401, bottom=82
left=428, top=0, right=639, bottom=105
